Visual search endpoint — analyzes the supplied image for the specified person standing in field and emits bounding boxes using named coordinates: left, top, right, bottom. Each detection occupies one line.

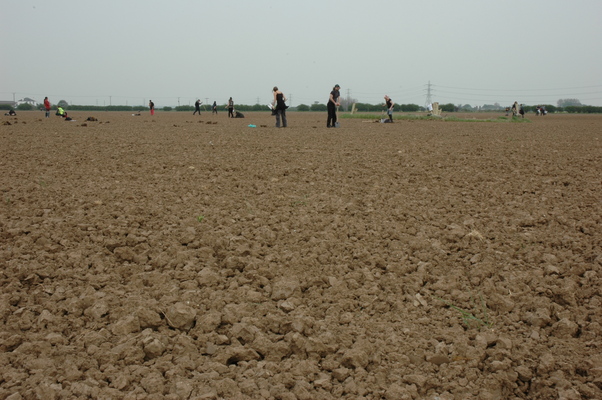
left=193, top=99, right=202, bottom=115
left=272, top=86, right=287, bottom=128
left=227, top=97, right=234, bottom=118
left=519, top=104, right=525, bottom=118
left=384, top=95, right=395, bottom=122
left=43, top=97, right=51, bottom=118
left=149, top=100, right=155, bottom=116
left=212, top=101, right=217, bottom=114
left=327, top=84, right=341, bottom=128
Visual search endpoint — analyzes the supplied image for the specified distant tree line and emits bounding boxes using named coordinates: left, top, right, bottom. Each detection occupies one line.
left=175, top=104, right=272, bottom=112
left=3, top=101, right=601, bottom=114
left=294, top=103, right=420, bottom=112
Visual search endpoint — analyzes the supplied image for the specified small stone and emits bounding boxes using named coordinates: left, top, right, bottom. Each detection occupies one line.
left=165, top=302, right=197, bottom=330
left=516, top=365, right=533, bottom=382
left=427, top=354, right=450, bottom=365
left=552, top=318, right=578, bottom=338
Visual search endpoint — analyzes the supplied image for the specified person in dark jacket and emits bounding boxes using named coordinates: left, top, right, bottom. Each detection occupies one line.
left=327, top=84, right=340, bottom=128
left=193, top=99, right=202, bottom=115
left=227, top=97, right=234, bottom=118
left=272, top=86, right=288, bottom=128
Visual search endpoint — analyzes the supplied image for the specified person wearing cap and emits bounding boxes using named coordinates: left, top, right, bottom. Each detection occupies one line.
left=327, top=84, right=341, bottom=128
left=272, top=86, right=288, bottom=128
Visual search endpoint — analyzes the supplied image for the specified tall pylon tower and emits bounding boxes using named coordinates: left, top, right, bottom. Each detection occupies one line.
left=425, top=81, right=433, bottom=107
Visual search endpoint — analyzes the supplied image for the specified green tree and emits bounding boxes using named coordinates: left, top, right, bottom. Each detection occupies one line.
left=557, top=98, right=581, bottom=107
left=296, top=104, right=310, bottom=111
left=16, top=103, right=33, bottom=111
left=310, top=103, right=327, bottom=112
left=440, top=103, right=456, bottom=112
left=400, top=104, right=420, bottom=112
left=57, top=100, right=69, bottom=107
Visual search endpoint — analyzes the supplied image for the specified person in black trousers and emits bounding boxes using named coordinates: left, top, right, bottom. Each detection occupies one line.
left=227, top=97, right=234, bottom=118
left=272, top=86, right=288, bottom=128
left=193, top=99, right=202, bottom=115
left=327, top=84, right=340, bottom=128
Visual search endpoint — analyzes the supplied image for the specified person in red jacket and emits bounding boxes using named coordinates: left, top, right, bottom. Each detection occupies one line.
left=44, top=97, right=51, bottom=118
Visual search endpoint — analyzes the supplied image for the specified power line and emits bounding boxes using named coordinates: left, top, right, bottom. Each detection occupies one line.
left=435, top=84, right=602, bottom=92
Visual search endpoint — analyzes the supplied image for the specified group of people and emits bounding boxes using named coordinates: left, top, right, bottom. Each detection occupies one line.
left=535, top=105, right=547, bottom=116
left=182, top=84, right=358, bottom=129
left=272, top=83, right=394, bottom=128
left=509, top=101, right=525, bottom=118
left=36, top=97, right=71, bottom=120
left=35, top=86, right=399, bottom=128
left=189, top=98, right=237, bottom=117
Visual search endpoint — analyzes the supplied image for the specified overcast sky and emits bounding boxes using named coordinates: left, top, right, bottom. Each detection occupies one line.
left=2, top=0, right=601, bottom=108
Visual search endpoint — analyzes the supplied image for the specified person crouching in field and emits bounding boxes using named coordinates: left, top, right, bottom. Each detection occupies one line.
left=272, top=86, right=287, bottom=128
left=56, top=106, right=73, bottom=120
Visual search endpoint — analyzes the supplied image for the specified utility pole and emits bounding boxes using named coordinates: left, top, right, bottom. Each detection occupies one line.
left=425, top=81, right=433, bottom=107
left=289, top=94, right=292, bottom=107
left=346, top=89, right=351, bottom=112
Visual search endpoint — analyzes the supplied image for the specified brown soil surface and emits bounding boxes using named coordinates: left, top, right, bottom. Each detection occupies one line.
left=1, top=111, right=601, bottom=399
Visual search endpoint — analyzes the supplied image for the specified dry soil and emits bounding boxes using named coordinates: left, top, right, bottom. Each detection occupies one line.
left=1, top=110, right=601, bottom=399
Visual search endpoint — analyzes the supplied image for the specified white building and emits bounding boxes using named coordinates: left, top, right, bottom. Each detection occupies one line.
left=16, top=97, right=37, bottom=106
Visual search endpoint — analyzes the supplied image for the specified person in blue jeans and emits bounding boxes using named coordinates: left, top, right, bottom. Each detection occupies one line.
left=272, top=86, right=287, bottom=128
left=327, top=84, right=340, bottom=128
left=384, top=95, right=395, bottom=122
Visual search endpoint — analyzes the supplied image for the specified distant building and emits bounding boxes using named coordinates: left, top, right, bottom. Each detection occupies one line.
left=17, top=97, right=37, bottom=106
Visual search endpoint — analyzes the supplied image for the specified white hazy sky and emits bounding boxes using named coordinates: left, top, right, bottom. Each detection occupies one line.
left=2, top=0, right=602, bottom=108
